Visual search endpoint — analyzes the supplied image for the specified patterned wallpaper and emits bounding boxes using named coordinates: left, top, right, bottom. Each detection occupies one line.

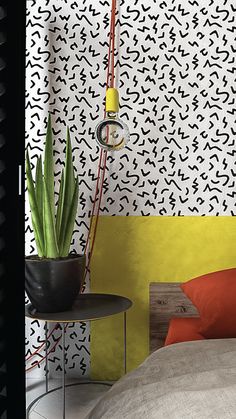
left=25, top=0, right=236, bottom=377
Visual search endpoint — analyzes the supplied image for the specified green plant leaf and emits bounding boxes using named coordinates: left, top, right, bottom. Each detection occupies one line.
left=59, top=127, right=76, bottom=251
left=43, top=177, right=59, bottom=258
left=44, top=113, right=55, bottom=217
left=26, top=151, right=44, bottom=257
left=35, top=156, right=43, bottom=222
left=60, top=176, right=79, bottom=257
left=55, top=169, right=64, bottom=240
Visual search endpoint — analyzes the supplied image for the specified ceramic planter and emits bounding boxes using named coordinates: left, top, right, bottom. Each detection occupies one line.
left=25, top=254, right=86, bottom=313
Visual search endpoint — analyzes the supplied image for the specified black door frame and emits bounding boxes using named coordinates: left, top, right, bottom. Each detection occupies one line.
left=0, top=1, right=26, bottom=417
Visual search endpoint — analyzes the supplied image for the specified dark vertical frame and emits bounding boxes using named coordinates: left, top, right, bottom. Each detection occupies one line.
left=0, top=1, right=26, bottom=417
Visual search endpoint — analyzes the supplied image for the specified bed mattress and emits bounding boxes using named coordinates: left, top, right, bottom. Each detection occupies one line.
left=86, top=338, right=236, bottom=419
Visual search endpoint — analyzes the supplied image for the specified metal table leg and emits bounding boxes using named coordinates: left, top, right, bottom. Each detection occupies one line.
left=124, top=311, right=127, bottom=374
left=45, top=321, right=48, bottom=393
left=62, top=323, right=66, bottom=419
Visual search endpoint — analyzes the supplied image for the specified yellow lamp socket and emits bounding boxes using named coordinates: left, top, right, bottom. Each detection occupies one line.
left=106, top=88, right=119, bottom=114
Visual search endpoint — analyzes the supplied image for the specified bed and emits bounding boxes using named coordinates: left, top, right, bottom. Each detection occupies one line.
left=86, top=281, right=236, bottom=419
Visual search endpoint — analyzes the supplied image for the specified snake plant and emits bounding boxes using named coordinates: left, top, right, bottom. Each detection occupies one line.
left=26, top=114, right=79, bottom=258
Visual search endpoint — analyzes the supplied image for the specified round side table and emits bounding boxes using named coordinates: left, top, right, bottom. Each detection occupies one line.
left=25, top=293, right=132, bottom=419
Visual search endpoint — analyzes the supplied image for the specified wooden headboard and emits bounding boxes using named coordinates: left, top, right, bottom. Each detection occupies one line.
left=149, top=282, right=198, bottom=353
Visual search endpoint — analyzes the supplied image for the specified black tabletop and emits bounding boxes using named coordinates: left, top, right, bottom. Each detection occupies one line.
left=25, top=293, right=132, bottom=323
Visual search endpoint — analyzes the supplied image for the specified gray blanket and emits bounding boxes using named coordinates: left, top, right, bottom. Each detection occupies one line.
left=86, top=339, right=236, bottom=419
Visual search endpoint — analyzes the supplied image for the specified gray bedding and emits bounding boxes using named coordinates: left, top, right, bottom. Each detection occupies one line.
left=86, top=339, right=236, bottom=419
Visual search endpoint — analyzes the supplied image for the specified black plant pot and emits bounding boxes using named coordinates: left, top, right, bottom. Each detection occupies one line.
left=25, top=254, right=86, bottom=313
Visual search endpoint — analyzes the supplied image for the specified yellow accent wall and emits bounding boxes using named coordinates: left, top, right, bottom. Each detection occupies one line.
left=90, top=216, right=236, bottom=380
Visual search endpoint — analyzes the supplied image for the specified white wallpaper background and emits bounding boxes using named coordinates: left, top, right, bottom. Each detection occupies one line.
left=25, top=0, right=236, bottom=378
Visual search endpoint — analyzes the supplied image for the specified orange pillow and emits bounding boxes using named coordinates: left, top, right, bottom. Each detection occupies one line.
left=164, top=317, right=204, bottom=346
left=181, top=268, right=236, bottom=338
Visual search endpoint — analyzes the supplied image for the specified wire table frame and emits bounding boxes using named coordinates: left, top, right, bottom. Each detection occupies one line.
left=25, top=293, right=132, bottom=419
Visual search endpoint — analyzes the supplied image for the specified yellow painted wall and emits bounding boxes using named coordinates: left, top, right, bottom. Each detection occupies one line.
left=90, top=216, right=236, bottom=380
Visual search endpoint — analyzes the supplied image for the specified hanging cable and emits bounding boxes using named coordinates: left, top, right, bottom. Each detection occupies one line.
left=25, top=323, right=60, bottom=361
left=82, top=0, right=115, bottom=259
left=80, top=0, right=118, bottom=288
left=25, top=323, right=69, bottom=372
left=95, top=0, right=129, bottom=151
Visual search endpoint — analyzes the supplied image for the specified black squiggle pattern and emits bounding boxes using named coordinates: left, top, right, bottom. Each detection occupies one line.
left=25, top=0, right=236, bottom=376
